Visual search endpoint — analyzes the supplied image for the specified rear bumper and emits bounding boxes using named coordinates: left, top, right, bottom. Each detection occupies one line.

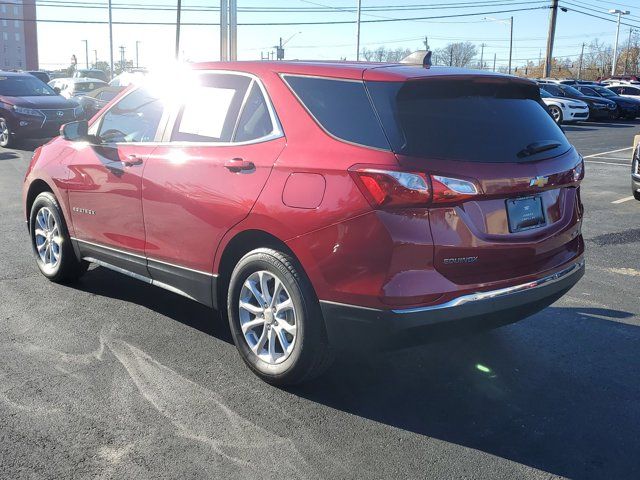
left=321, top=258, right=585, bottom=350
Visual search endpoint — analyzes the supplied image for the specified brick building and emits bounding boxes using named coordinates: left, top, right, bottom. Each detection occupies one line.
left=0, top=0, right=38, bottom=71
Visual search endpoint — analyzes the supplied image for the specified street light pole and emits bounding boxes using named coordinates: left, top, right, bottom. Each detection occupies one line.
left=136, top=40, right=141, bottom=68
left=508, top=16, right=513, bottom=74
left=356, top=0, right=362, bottom=61
left=578, top=42, right=585, bottom=79
left=229, top=0, right=237, bottom=61
left=175, top=0, right=182, bottom=60
left=610, top=9, right=630, bottom=76
left=624, top=28, right=633, bottom=75
left=544, top=0, right=559, bottom=78
left=108, top=0, right=114, bottom=79
left=93, top=49, right=97, bottom=68
left=220, top=0, right=228, bottom=61
left=82, top=40, right=88, bottom=69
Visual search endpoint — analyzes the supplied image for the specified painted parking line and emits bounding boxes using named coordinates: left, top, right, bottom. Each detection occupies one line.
left=585, top=160, right=631, bottom=167
left=612, top=196, right=636, bottom=204
left=583, top=147, right=633, bottom=159
left=587, top=156, right=631, bottom=161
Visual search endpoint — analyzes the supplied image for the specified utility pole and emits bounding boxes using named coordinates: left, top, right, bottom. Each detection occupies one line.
left=578, top=42, right=585, bottom=79
left=493, top=52, right=496, bottom=72
left=136, top=40, right=141, bottom=68
left=108, top=0, right=114, bottom=78
left=220, top=0, right=228, bottom=61
left=93, top=49, right=97, bottom=68
left=610, top=9, right=630, bottom=76
left=229, top=0, right=237, bottom=60
left=175, top=0, right=182, bottom=60
left=480, top=43, right=485, bottom=69
left=119, top=46, right=125, bottom=72
left=624, top=28, right=633, bottom=75
left=82, top=40, right=88, bottom=69
left=544, top=0, right=559, bottom=78
left=355, top=0, right=362, bottom=61
left=508, top=16, right=513, bottom=74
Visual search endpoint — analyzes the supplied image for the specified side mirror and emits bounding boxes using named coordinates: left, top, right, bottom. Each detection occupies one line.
left=53, top=86, right=61, bottom=94
left=61, top=120, right=89, bottom=141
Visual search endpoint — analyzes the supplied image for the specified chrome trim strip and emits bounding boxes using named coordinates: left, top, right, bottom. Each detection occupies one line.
left=84, top=257, right=196, bottom=301
left=393, top=260, right=585, bottom=315
left=72, top=237, right=217, bottom=278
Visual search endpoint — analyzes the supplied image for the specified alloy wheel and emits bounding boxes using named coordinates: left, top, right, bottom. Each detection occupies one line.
left=0, top=119, right=9, bottom=146
left=238, top=270, right=297, bottom=365
left=550, top=106, right=561, bottom=123
left=34, top=207, right=62, bottom=271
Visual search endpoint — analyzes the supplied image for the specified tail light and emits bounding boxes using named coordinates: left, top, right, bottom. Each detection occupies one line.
left=349, top=166, right=478, bottom=209
left=572, top=159, right=585, bottom=182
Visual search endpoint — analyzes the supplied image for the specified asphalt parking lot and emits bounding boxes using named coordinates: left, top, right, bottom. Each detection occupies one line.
left=0, top=121, right=638, bottom=480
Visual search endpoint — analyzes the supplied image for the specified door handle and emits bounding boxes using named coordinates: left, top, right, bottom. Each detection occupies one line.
left=224, top=158, right=255, bottom=172
left=124, top=154, right=143, bottom=167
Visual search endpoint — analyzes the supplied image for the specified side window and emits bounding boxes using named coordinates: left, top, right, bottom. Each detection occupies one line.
left=171, top=73, right=250, bottom=143
left=582, top=87, right=597, bottom=96
left=629, top=88, right=640, bottom=96
left=98, top=88, right=165, bottom=143
left=609, top=86, right=621, bottom=94
left=284, top=75, right=389, bottom=150
left=233, top=83, right=274, bottom=142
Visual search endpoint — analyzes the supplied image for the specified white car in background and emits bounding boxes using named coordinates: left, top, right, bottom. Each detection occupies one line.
left=48, top=78, right=108, bottom=99
left=539, top=88, right=590, bottom=124
left=606, top=83, right=640, bottom=99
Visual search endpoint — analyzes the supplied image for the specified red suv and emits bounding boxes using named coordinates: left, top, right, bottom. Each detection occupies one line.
left=23, top=62, right=585, bottom=384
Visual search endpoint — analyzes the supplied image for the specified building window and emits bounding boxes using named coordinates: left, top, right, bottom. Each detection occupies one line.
left=13, top=6, right=19, bottom=16
left=3, top=33, right=8, bottom=41
left=14, top=20, right=19, bottom=29
left=17, top=60, right=22, bottom=67
left=1, top=6, right=6, bottom=14
left=15, top=33, right=20, bottom=42
left=1, top=20, right=7, bottom=27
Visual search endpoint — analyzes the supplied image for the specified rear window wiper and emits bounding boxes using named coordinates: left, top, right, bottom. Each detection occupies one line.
left=517, top=140, right=562, bottom=159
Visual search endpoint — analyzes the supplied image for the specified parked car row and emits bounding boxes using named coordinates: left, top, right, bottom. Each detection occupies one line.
left=537, top=78, right=640, bottom=124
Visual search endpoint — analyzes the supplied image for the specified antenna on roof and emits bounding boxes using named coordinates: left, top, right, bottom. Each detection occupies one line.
left=400, top=50, right=433, bottom=69
left=423, top=50, right=432, bottom=69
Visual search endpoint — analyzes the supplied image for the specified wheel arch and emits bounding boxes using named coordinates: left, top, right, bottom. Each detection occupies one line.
left=25, top=179, right=54, bottom=225
left=215, top=229, right=313, bottom=311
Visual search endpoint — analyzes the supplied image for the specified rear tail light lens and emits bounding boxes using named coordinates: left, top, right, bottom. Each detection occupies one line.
left=572, top=159, right=585, bottom=182
left=431, top=175, right=478, bottom=203
left=349, top=167, right=478, bottom=208
left=350, top=168, right=430, bottom=208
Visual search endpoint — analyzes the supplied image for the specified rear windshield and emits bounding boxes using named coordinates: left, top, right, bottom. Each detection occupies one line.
left=75, top=81, right=104, bottom=93
left=367, top=78, right=571, bottom=163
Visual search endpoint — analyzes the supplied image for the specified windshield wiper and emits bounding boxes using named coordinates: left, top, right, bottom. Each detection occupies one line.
left=517, top=140, right=562, bottom=159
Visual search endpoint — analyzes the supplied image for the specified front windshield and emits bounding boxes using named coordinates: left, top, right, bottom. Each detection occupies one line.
left=0, top=76, right=57, bottom=96
left=561, top=85, right=584, bottom=96
left=594, top=86, right=617, bottom=97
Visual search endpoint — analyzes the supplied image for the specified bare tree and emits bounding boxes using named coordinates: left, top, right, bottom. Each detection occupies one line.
left=433, top=42, right=477, bottom=67
left=360, top=46, right=413, bottom=63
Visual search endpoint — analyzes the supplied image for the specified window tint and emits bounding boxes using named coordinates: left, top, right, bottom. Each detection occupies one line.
left=98, top=88, right=165, bottom=143
left=284, top=75, right=389, bottom=150
left=609, top=86, right=622, bottom=94
left=0, top=75, right=57, bottom=96
left=171, top=73, right=251, bottom=143
left=234, top=83, right=274, bottom=142
left=542, top=84, right=563, bottom=96
left=367, top=79, right=571, bottom=163
left=580, top=87, right=597, bottom=96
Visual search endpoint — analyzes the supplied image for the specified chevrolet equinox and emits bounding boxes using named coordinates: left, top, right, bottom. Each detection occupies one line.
left=23, top=62, right=585, bottom=384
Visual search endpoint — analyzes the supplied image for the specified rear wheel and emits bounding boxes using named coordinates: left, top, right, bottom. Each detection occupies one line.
left=548, top=106, right=563, bottom=124
left=634, top=190, right=640, bottom=201
left=0, top=117, right=12, bottom=148
left=29, top=192, right=89, bottom=282
left=227, top=248, right=333, bottom=385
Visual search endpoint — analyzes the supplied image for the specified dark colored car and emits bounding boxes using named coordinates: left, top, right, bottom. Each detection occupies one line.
left=0, top=72, right=82, bottom=148
left=575, top=84, right=640, bottom=119
left=23, top=62, right=585, bottom=384
left=77, top=86, right=124, bottom=119
left=27, top=71, right=51, bottom=84
left=632, top=137, right=640, bottom=201
left=540, top=83, right=618, bottom=120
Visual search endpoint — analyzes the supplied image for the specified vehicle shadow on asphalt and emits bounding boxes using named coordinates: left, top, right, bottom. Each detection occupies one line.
left=293, top=306, right=639, bottom=480
left=75, top=265, right=234, bottom=344
left=0, top=152, right=19, bottom=160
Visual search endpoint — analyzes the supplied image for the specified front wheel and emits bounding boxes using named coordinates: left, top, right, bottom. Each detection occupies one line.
left=29, top=192, right=89, bottom=282
left=634, top=190, right=640, bottom=201
left=227, top=248, right=333, bottom=385
left=0, top=117, right=13, bottom=148
left=548, top=106, right=563, bottom=124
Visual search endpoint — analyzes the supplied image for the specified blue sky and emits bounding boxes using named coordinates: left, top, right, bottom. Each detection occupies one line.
left=34, top=0, right=640, bottom=71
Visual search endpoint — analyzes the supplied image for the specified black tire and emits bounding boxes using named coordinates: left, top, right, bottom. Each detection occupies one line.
left=634, top=190, right=640, bottom=201
left=0, top=117, right=13, bottom=148
left=29, top=192, right=89, bottom=282
left=227, top=248, right=333, bottom=385
left=548, top=106, right=563, bottom=124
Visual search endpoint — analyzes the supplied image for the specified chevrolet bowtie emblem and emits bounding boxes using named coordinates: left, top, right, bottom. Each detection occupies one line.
left=529, top=176, right=549, bottom=188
